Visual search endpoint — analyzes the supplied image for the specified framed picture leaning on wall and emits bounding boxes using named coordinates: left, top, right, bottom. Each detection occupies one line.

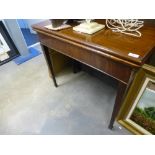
left=0, top=21, right=19, bottom=65
left=117, top=64, right=155, bottom=135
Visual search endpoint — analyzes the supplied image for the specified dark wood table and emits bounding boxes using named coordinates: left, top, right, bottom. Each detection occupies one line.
left=33, top=20, right=155, bottom=129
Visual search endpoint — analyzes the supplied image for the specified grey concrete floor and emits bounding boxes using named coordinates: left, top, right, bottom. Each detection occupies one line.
left=0, top=45, right=130, bottom=134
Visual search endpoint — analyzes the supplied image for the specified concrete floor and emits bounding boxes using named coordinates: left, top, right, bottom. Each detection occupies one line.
left=0, top=45, right=130, bottom=134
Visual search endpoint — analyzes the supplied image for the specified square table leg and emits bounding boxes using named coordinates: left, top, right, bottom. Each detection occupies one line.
left=108, top=70, right=136, bottom=129
left=41, top=44, right=58, bottom=87
left=108, top=82, right=127, bottom=129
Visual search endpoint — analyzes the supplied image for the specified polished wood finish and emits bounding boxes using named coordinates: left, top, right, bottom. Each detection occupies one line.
left=109, top=82, right=127, bottom=129
left=109, top=69, right=136, bottom=129
left=33, top=20, right=155, bottom=129
left=41, top=45, right=58, bottom=87
left=37, top=32, right=134, bottom=84
left=33, top=20, right=155, bottom=66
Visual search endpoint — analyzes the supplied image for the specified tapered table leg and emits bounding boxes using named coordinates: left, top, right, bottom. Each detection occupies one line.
left=41, top=44, right=58, bottom=87
left=108, top=82, right=127, bottom=129
left=108, top=70, right=136, bottom=129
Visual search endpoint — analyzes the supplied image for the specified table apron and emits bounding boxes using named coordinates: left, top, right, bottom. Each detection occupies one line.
left=39, top=33, right=133, bottom=84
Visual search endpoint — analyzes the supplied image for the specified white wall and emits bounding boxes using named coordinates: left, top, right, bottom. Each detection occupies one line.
left=26, top=19, right=45, bottom=34
left=17, top=19, right=28, bottom=29
left=3, top=19, right=29, bottom=56
left=17, top=19, right=45, bottom=33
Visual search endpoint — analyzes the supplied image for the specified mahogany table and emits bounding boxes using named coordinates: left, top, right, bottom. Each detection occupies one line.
left=33, top=20, right=155, bottom=129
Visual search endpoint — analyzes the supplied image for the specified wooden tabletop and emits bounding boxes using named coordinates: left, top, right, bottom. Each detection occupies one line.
left=33, top=20, right=155, bottom=66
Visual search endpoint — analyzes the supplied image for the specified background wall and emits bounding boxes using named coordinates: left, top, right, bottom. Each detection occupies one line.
left=26, top=19, right=45, bottom=33
left=17, top=19, right=28, bottom=29
left=3, top=19, right=29, bottom=56
left=2, top=19, right=45, bottom=56
left=17, top=19, right=45, bottom=33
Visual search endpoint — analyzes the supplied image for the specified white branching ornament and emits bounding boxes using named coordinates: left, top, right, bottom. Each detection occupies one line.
left=106, top=19, right=144, bottom=37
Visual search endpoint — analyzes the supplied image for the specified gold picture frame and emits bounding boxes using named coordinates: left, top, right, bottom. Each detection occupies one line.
left=117, top=64, right=155, bottom=135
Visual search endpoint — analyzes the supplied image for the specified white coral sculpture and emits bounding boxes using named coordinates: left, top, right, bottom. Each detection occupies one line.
left=106, top=19, right=144, bottom=37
